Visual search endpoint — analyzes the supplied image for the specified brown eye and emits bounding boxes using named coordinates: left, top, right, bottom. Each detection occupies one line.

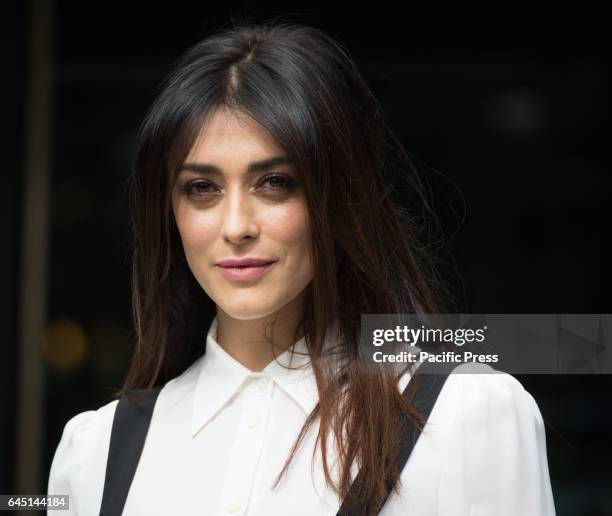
left=259, top=174, right=298, bottom=191
left=182, top=180, right=218, bottom=197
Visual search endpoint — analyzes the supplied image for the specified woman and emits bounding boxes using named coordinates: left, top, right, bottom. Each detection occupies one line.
left=47, top=21, right=556, bottom=515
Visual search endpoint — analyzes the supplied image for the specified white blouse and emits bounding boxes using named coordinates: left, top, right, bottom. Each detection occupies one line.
left=48, top=315, right=556, bottom=516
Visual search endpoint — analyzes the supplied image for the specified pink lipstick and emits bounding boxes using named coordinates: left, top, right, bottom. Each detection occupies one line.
left=216, top=258, right=277, bottom=281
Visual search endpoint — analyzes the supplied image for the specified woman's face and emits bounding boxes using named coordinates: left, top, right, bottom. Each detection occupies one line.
left=171, top=105, right=313, bottom=320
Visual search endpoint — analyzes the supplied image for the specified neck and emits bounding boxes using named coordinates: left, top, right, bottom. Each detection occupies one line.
left=215, top=292, right=306, bottom=372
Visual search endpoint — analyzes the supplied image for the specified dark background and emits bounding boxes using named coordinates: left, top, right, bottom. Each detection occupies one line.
left=2, top=2, right=610, bottom=515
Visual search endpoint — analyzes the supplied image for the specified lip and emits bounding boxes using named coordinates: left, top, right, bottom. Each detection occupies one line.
left=216, top=257, right=277, bottom=267
left=215, top=258, right=277, bottom=281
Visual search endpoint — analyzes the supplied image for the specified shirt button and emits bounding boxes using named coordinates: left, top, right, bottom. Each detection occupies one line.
left=257, top=376, right=271, bottom=392
left=246, top=412, right=259, bottom=428
left=226, top=499, right=242, bottom=513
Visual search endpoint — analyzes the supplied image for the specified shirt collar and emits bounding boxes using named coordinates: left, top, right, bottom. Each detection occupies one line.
left=191, top=315, right=336, bottom=438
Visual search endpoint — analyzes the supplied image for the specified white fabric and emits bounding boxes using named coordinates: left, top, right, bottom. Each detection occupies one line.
left=48, top=315, right=556, bottom=515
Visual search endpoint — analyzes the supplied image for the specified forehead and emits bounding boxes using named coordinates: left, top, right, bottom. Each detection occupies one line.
left=186, top=105, right=284, bottom=162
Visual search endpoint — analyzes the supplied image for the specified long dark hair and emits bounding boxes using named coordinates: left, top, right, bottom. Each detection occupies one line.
left=122, top=19, right=451, bottom=515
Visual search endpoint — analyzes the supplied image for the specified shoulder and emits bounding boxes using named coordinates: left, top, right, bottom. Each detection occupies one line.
left=401, top=363, right=556, bottom=515
left=47, top=359, right=203, bottom=494
left=398, top=362, right=549, bottom=466
left=48, top=400, right=119, bottom=470
left=47, top=399, right=119, bottom=514
left=47, top=358, right=204, bottom=514
left=441, top=362, right=544, bottom=427
left=399, top=362, right=544, bottom=429
left=50, top=398, right=119, bottom=471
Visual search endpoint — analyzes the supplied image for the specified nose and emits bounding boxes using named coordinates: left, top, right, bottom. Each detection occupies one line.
left=221, top=185, right=259, bottom=244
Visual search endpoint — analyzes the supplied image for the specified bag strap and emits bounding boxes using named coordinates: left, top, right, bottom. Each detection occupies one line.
left=336, top=360, right=456, bottom=516
left=99, top=386, right=163, bottom=516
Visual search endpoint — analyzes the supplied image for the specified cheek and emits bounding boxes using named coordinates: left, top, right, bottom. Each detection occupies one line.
left=261, top=202, right=312, bottom=270
left=264, top=202, right=309, bottom=242
left=175, top=206, right=217, bottom=256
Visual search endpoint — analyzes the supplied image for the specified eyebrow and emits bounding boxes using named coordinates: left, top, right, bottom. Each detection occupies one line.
left=180, top=156, right=293, bottom=175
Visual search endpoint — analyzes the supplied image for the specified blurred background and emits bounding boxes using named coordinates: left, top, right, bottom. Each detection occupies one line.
left=2, top=1, right=610, bottom=515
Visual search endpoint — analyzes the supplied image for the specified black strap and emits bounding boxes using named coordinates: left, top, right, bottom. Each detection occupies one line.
left=99, top=362, right=454, bottom=516
left=336, top=360, right=456, bottom=516
left=99, top=386, right=162, bottom=516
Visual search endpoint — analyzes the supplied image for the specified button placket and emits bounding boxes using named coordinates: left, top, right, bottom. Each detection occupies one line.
left=216, top=377, right=273, bottom=516
left=245, top=376, right=273, bottom=431
left=256, top=376, right=271, bottom=393
left=246, top=411, right=260, bottom=429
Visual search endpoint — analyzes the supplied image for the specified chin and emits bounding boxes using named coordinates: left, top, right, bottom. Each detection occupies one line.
left=222, top=308, right=281, bottom=321
left=217, top=295, right=281, bottom=321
